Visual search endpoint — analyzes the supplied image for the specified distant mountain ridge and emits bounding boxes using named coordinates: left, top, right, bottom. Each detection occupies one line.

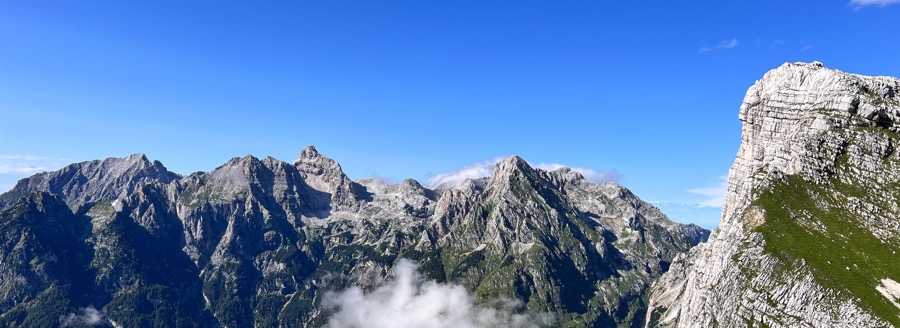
left=0, top=146, right=706, bottom=327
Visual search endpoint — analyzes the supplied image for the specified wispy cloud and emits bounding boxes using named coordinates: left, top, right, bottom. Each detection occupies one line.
left=323, top=259, right=553, bottom=328
left=718, top=39, right=739, bottom=49
left=0, top=155, right=55, bottom=174
left=426, top=157, right=620, bottom=188
left=357, top=176, right=398, bottom=187
left=649, top=201, right=722, bottom=229
left=687, top=175, right=728, bottom=208
left=699, top=38, right=739, bottom=53
left=850, top=0, right=900, bottom=7
left=801, top=45, right=813, bottom=51
left=426, top=157, right=505, bottom=188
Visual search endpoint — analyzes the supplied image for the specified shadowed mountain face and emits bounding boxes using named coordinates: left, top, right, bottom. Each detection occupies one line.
left=0, top=146, right=706, bottom=327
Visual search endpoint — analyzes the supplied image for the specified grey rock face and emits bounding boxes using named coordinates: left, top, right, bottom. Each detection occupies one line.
left=294, top=145, right=370, bottom=213
left=0, top=154, right=180, bottom=211
left=647, top=62, right=900, bottom=327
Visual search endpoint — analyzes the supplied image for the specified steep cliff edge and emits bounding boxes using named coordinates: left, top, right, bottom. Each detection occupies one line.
left=647, top=62, right=900, bottom=327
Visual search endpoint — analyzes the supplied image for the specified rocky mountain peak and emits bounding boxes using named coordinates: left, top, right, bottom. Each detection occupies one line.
left=296, top=145, right=320, bottom=159
left=495, top=155, right=528, bottom=170
left=725, top=61, right=900, bottom=231
left=489, top=155, right=533, bottom=181
left=293, top=145, right=332, bottom=170
left=544, top=167, right=589, bottom=186
left=293, top=146, right=348, bottom=188
left=124, top=152, right=148, bottom=162
left=221, top=155, right=263, bottom=170
left=290, top=146, right=367, bottom=212
left=205, top=155, right=261, bottom=190
left=398, top=178, right=426, bottom=191
left=647, top=63, right=900, bottom=327
left=0, top=154, right=179, bottom=211
left=744, top=61, right=899, bottom=129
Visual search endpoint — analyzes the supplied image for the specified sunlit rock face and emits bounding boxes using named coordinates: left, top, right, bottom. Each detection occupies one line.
left=648, top=62, right=900, bottom=327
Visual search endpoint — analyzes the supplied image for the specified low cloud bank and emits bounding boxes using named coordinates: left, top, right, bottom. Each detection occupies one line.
left=60, top=307, right=108, bottom=327
left=323, top=259, right=553, bottom=328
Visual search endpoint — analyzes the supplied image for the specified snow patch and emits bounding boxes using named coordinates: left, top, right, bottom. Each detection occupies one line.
left=876, top=278, right=900, bottom=310
left=513, top=242, right=534, bottom=254
left=461, top=244, right=488, bottom=257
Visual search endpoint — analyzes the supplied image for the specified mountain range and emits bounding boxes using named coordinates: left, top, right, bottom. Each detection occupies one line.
left=0, top=145, right=706, bottom=327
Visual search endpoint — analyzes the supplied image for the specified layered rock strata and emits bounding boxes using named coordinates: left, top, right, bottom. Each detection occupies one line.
left=648, top=62, right=900, bottom=327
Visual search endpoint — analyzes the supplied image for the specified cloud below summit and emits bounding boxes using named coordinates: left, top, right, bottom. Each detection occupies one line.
left=323, top=259, right=552, bottom=328
left=60, top=307, right=107, bottom=327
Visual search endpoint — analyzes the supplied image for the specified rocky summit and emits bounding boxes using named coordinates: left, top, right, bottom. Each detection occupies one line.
left=0, top=146, right=706, bottom=327
left=647, top=62, right=900, bottom=327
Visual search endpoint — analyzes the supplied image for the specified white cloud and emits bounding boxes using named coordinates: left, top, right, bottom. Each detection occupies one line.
left=650, top=201, right=722, bottom=229
left=687, top=175, right=728, bottom=208
left=0, top=165, right=44, bottom=174
left=699, top=38, right=739, bottom=53
left=426, top=157, right=620, bottom=188
left=0, top=155, right=46, bottom=160
left=357, top=176, right=398, bottom=187
left=533, top=163, right=621, bottom=183
left=851, top=0, right=900, bottom=7
left=60, top=307, right=107, bottom=327
left=323, top=259, right=553, bottom=328
left=0, top=154, right=55, bottom=174
left=718, top=39, right=738, bottom=49
left=426, top=157, right=505, bottom=188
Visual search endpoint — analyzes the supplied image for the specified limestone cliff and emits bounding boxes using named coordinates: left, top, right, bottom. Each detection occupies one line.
left=647, top=62, right=900, bottom=327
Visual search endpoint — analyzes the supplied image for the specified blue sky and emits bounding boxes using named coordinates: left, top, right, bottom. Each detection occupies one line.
left=1, top=1, right=899, bottom=228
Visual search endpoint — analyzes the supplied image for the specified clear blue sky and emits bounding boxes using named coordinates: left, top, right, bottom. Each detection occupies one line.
left=1, top=1, right=898, bottom=228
